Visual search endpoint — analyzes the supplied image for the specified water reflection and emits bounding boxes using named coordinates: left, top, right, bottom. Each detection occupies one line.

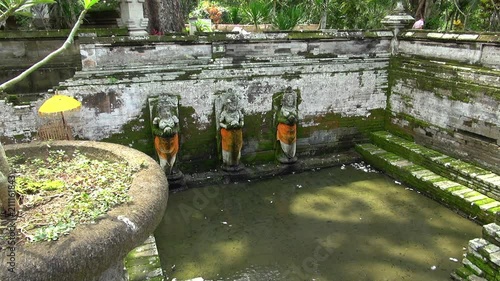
left=155, top=165, right=481, bottom=281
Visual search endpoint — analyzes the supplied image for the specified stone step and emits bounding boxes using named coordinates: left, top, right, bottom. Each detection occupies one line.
left=452, top=237, right=500, bottom=281
left=355, top=143, right=500, bottom=224
left=483, top=223, right=500, bottom=247
left=371, top=131, right=500, bottom=202
left=124, top=235, right=165, bottom=281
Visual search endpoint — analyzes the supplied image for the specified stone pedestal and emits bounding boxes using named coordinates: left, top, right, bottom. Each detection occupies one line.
left=381, top=2, right=414, bottom=55
left=118, top=0, right=149, bottom=36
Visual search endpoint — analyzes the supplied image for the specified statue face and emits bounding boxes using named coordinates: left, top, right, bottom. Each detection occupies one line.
left=282, top=92, right=296, bottom=107
left=225, top=93, right=239, bottom=112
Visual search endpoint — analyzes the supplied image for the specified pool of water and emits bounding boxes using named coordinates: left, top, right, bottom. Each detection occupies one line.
left=155, top=164, right=481, bottom=281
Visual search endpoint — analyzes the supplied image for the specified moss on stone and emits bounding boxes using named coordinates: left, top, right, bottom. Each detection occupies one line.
left=455, top=266, right=474, bottom=278
left=175, top=69, right=203, bottom=81
left=287, top=32, right=330, bottom=40
left=389, top=56, right=500, bottom=103
left=101, top=105, right=154, bottom=157
left=176, top=105, right=218, bottom=173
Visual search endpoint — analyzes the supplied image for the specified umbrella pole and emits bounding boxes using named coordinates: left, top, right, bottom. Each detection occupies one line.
left=61, top=112, right=66, bottom=126
left=60, top=112, right=69, bottom=140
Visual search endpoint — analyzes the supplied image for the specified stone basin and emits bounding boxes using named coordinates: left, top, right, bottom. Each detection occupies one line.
left=0, top=141, right=168, bottom=281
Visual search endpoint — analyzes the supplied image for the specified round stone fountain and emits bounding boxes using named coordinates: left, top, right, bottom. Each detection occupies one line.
left=0, top=141, right=168, bottom=281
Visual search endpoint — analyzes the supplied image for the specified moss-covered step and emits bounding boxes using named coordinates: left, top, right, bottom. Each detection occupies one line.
left=124, top=236, right=165, bottom=281
left=452, top=235, right=500, bottom=281
left=371, top=131, right=500, bottom=201
left=355, top=143, right=500, bottom=224
left=483, top=223, right=500, bottom=248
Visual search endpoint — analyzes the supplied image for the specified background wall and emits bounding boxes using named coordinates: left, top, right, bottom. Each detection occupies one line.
left=0, top=31, right=392, bottom=173
left=0, top=31, right=81, bottom=94
left=1, top=30, right=498, bottom=175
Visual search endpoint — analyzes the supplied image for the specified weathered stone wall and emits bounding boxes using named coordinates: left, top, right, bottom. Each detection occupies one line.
left=0, top=31, right=81, bottom=94
left=0, top=31, right=392, bottom=173
left=0, top=29, right=127, bottom=94
left=388, top=30, right=500, bottom=174
left=3, top=30, right=497, bottom=175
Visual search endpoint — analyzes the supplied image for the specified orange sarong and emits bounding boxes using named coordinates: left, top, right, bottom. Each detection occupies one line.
left=277, top=123, right=296, bottom=145
left=154, top=134, right=179, bottom=161
left=221, top=128, right=243, bottom=164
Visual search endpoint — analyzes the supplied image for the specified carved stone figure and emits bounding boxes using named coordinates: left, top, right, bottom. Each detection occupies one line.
left=219, top=89, right=244, bottom=171
left=151, top=97, right=180, bottom=176
left=0, top=142, right=18, bottom=214
left=276, top=87, right=298, bottom=164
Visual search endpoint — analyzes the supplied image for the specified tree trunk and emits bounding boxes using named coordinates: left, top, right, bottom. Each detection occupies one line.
left=415, top=0, right=426, bottom=19
left=145, top=0, right=185, bottom=34
left=320, top=0, right=328, bottom=29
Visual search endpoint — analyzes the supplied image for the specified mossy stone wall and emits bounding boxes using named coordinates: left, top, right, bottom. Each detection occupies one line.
left=387, top=32, right=500, bottom=174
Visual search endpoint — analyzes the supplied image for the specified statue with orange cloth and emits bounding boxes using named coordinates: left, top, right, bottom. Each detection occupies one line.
left=152, top=99, right=180, bottom=176
left=276, top=87, right=298, bottom=164
left=219, top=89, right=244, bottom=171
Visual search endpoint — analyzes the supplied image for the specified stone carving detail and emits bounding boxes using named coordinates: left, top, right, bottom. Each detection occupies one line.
left=150, top=96, right=180, bottom=176
left=216, top=89, right=245, bottom=171
left=0, top=142, right=18, bottom=214
left=275, top=87, right=298, bottom=164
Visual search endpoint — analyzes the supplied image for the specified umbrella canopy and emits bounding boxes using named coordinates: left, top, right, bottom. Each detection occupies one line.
left=38, top=94, right=81, bottom=115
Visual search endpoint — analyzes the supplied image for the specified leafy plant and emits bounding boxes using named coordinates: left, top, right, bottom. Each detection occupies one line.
left=272, top=5, right=304, bottom=30
left=0, top=0, right=55, bottom=23
left=194, top=18, right=213, bottom=32
left=228, top=6, right=243, bottom=24
left=49, top=0, right=82, bottom=29
left=207, top=4, right=222, bottom=27
left=245, top=0, right=271, bottom=30
left=89, top=0, right=119, bottom=11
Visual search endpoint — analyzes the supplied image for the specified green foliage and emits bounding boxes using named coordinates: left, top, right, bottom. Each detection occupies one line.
left=186, top=0, right=497, bottom=31
left=245, top=0, right=271, bottom=29
left=194, top=18, right=213, bottom=32
left=272, top=5, right=304, bottom=30
left=0, top=0, right=55, bottom=19
left=88, top=0, right=119, bottom=11
left=10, top=149, right=138, bottom=243
left=49, top=0, right=84, bottom=29
left=0, top=0, right=55, bottom=26
left=228, top=6, right=243, bottom=24
left=82, top=0, right=99, bottom=9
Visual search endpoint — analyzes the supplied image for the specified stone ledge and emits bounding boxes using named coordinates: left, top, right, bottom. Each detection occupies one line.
left=400, top=30, right=500, bottom=43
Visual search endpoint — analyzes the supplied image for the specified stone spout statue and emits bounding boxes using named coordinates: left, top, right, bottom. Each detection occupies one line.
left=219, top=89, right=244, bottom=171
left=276, top=87, right=298, bottom=164
left=151, top=98, right=180, bottom=176
left=0, top=143, right=19, bottom=215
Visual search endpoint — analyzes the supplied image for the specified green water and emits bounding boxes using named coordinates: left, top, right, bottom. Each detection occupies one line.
left=155, top=165, right=481, bottom=281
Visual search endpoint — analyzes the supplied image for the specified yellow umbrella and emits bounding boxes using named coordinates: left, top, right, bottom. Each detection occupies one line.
left=38, top=94, right=81, bottom=127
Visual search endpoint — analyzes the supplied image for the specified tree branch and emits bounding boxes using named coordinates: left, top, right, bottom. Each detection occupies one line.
left=0, top=7, right=88, bottom=92
left=452, top=0, right=466, bottom=17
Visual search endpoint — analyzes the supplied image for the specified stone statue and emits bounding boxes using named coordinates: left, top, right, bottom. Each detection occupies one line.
left=276, top=87, right=298, bottom=164
left=152, top=99, right=180, bottom=176
left=219, top=89, right=244, bottom=171
left=0, top=142, right=18, bottom=215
